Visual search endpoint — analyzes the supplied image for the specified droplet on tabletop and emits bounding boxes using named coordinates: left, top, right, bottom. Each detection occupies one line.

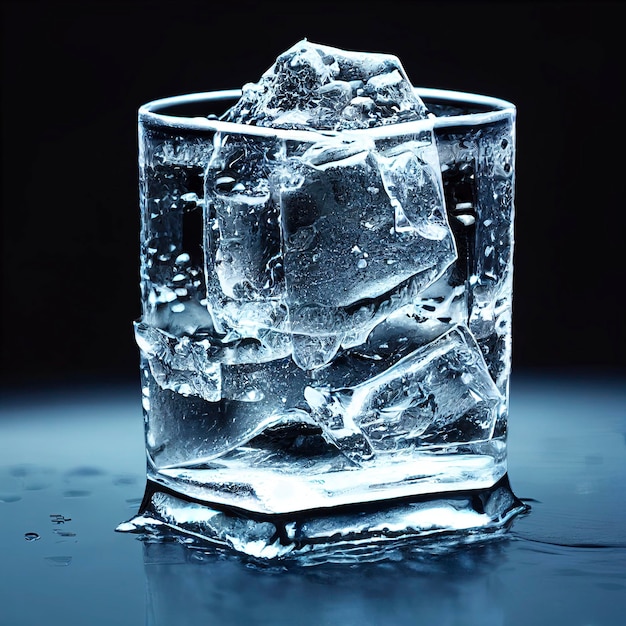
left=44, top=556, right=72, bottom=567
left=0, top=493, right=21, bottom=503
left=62, top=489, right=91, bottom=498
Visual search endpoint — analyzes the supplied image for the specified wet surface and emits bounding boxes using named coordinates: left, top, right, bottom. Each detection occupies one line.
left=0, top=375, right=624, bottom=625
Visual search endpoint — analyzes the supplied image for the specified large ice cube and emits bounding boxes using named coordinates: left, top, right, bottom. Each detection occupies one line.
left=280, top=137, right=450, bottom=308
left=224, top=39, right=428, bottom=130
left=305, top=325, right=503, bottom=462
left=204, top=40, right=455, bottom=370
left=279, top=133, right=455, bottom=340
left=205, top=133, right=455, bottom=344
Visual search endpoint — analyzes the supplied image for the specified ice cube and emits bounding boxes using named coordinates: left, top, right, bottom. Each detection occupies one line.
left=279, top=134, right=456, bottom=338
left=135, top=320, right=292, bottom=389
left=136, top=322, right=222, bottom=402
left=204, top=134, right=284, bottom=298
left=144, top=372, right=318, bottom=467
left=224, top=39, right=428, bottom=131
left=138, top=322, right=322, bottom=462
left=305, top=325, right=503, bottom=462
left=203, top=40, right=454, bottom=370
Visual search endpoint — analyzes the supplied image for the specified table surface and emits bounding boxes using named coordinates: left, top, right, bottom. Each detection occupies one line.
left=1, top=374, right=625, bottom=626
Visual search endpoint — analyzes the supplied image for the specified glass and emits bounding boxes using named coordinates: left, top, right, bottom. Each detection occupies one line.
left=126, top=88, right=525, bottom=560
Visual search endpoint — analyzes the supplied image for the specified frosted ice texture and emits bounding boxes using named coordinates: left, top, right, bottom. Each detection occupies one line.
left=137, top=41, right=515, bottom=514
left=223, top=40, right=428, bottom=130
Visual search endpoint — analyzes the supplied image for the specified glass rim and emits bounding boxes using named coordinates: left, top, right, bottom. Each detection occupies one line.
left=139, top=88, right=516, bottom=140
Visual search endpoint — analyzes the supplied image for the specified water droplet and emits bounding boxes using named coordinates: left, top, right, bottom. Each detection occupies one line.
left=0, top=493, right=21, bottom=503
left=455, top=214, right=475, bottom=226
left=113, top=475, right=137, bottom=486
left=24, top=532, right=40, bottom=542
left=454, top=202, right=473, bottom=211
left=235, top=388, right=265, bottom=402
left=63, top=490, right=91, bottom=498
left=44, top=556, right=72, bottom=567
left=65, top=466, right=104, bottom=478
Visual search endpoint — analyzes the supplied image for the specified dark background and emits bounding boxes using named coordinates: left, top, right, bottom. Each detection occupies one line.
left=1, top=1, right=624, bottom=390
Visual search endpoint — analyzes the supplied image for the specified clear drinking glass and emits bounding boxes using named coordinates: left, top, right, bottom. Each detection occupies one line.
left=122, top=88, right=525, bottom=560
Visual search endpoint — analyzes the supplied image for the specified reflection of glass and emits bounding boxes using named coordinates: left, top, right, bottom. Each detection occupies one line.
left=123, top=88, right=525, bottom=558
left=143, top=541, right=508, bottom=626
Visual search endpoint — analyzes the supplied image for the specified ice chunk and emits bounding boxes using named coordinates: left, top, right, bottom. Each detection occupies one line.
left=224, top=39, right=428, bottom=130
left=291, top=332, right=343, bottom=371
left=139, top=325, right=320, bottom=463
left=305, top=325, right=503, bottom=462
left=135, top=320, right=292, bottom=397
left=203, top=133, right=286, bottom=332
left=136, top=324, right=222, bottom=403
left=144, top=375, right=319, bottom=467
left=312, top=305, right=458, bottom=391
left=279, top=134, right=456, bottom=338
left=204, top=40, right=454, bottom=370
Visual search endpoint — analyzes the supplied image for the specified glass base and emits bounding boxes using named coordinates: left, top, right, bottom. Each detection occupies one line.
left=117, top=475, right=528, bottom=564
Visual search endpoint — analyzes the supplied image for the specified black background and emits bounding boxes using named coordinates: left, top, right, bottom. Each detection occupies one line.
left=1, top=1, right=624, bottom=389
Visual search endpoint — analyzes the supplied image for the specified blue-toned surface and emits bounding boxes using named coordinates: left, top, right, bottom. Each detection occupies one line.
left=0, top=374, right=625, bottom=626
